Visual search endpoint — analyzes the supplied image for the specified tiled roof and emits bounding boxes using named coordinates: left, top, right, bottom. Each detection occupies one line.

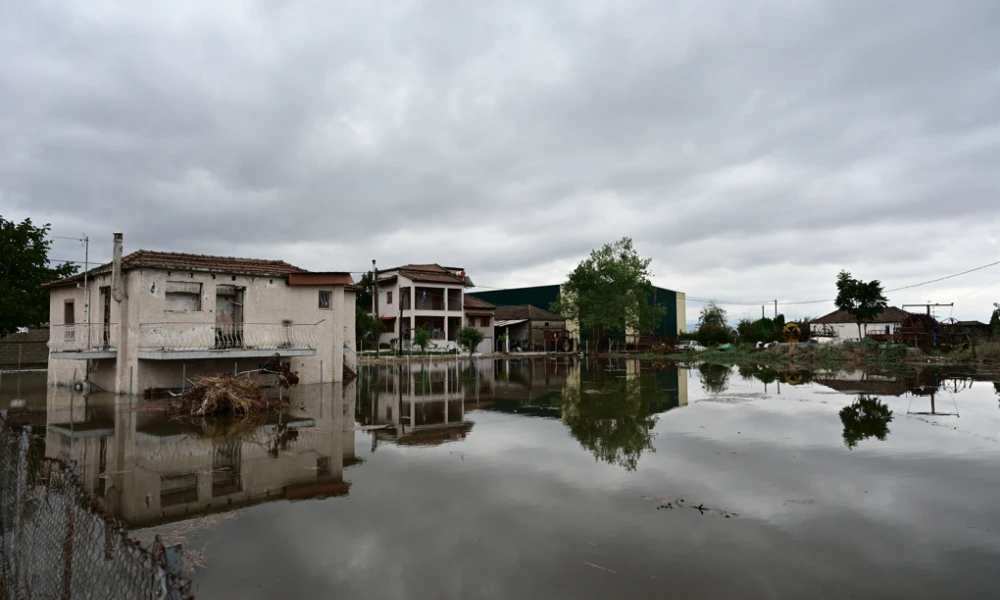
left=463, top=295, right=495, bottom=310
left=494, top=304, right=564, bottom=321
left=387, top=263, right=468, bottom=285
left=812, top=306, right=910, bottom=324
left=44, top=250, right=307, bottom=287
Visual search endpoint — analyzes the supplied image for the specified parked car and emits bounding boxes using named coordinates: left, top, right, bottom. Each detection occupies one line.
left=676, top=340, right=706, bottom=352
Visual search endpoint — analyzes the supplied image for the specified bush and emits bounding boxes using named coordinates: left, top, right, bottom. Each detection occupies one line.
left=976, top=342, right=1000, bottom=361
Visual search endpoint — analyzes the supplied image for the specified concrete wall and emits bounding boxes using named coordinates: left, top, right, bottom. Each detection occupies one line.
left=0, top=327, right=49, bottom=368
left=464, top=314, right=493, bottom=354
left=376, top=275, right=466, bottom=349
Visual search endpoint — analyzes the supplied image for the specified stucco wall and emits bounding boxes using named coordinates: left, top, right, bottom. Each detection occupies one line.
left=818, top=322, right=901, bottom=341
left=47, top=267, right=353, bottom=392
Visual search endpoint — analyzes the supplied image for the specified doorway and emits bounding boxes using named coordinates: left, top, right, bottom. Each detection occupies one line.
left=100, top=286, right=111, bottom=349
left=64, top=300, right=75, bottom=341
left=215, top=285, right=245, bottom=349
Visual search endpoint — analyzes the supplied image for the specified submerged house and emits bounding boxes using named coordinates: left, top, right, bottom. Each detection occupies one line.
left=44, top=233, right=356, bottom=394
left=372, top=264, right=475, bottom=351
left=494, top=305, right=572, bottom=352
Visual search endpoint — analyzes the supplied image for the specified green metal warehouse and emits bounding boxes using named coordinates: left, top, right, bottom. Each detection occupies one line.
left=469, top=284, right=686, bottom=342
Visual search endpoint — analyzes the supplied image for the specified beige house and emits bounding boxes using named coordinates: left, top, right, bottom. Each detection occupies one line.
left=43, top=233, right=356, bottom=394
left=372, top=263, right=474, bottom=351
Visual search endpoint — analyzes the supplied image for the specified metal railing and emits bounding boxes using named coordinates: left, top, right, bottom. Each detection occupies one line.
left=47, top=323, right=118, bottom=353
left=137, top=323, right=319, bottom=352
left=0, top=414, right=194, bottom=599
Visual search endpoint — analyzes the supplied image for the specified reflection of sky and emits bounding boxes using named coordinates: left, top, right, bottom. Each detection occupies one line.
left=186, top=366, right=1000, bottom=599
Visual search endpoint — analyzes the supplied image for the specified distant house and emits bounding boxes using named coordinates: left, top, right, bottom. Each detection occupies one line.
left=494, top=305, right=572, bottom=352
left=811, top=306, right=911, bottom=341
left=372, top=264, right=474, bottom=351
left=463, top=295, right=496, bottom=354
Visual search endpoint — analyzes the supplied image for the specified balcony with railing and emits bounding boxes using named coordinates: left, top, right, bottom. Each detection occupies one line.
left=137, top=323, right=320, bottom=360
left=48, top=324, right=118, bottom=359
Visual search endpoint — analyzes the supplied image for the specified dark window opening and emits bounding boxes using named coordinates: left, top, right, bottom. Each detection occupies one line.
left=319, top=290, right=332, bottom=309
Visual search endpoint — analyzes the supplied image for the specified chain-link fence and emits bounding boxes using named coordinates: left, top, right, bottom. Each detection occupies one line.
left=0, top=413, right=195, bottom=599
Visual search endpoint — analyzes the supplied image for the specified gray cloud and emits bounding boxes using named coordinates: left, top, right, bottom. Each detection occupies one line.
left=2, top=0, right=999, bottom=320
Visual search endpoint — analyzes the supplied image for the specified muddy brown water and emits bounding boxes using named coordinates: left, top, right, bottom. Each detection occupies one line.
left=2, top=360, right=999, bottom=599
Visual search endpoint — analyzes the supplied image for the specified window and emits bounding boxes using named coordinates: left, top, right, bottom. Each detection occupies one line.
left=481, top=317, right=490, bottom=327
left=165, top=281, right=202, bottom=312
left=318, top=290, right=332, bottom=309
left=387, top=291, right=393, bottom=305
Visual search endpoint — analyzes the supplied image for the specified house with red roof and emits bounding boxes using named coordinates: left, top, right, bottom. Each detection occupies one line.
left=43, top=233, right=356, bottom=393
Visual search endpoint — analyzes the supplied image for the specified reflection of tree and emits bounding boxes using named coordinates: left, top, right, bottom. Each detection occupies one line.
left=560, top=378, right=656, bottom=472
left=698, top=363, right=730, bottom=394
left=839, top=395, right=893, bottom=449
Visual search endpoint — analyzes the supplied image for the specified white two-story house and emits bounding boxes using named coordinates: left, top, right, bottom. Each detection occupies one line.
left=373, top=264, right=481, bottom=352
left=44, top=233, right=356, bottom=394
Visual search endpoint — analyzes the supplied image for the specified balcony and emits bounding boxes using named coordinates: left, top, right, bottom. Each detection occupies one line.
left=48, top=324, right=118, bottom=359
left=137, top=323, right=320, bottom=360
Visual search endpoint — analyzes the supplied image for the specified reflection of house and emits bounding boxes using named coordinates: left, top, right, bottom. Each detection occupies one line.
left=811, top=307, right=910, bottom=341
left=373, top=264, right=473, bottom=351
left=367, top=362, right=474, bottom=446
left=494, top=305, right=572, bottom=352
left=44, top=233, right=356, bottom=394
left=44, top=382, right=356, bottom=527
left=470, top=284, right=687, bottom=345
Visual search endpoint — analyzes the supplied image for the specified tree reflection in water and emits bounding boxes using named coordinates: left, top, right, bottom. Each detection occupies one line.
left=698, top=363, right=730, bottom=395
left=560, top=377, right=657, bottom=472
left=839, top=394, right=893, bottom=449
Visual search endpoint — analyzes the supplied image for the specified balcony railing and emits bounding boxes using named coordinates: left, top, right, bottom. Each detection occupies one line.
left=137, top=323, right=319, bottom=352
left=48, top=323, right=118, bottom=353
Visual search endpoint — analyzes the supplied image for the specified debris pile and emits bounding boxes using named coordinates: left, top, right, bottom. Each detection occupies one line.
left=174, top=373, right=287, bottom=417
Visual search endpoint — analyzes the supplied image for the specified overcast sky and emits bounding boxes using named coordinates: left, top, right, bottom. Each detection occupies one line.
left=2, top=0, right=998, bottom=322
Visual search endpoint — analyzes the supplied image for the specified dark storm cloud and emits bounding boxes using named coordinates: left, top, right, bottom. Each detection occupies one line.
left=2, top=0, right=998, bottom=318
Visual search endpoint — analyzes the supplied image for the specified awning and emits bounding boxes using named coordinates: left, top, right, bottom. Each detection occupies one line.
left=380, top=316, right=396, bottom=321
left=495, top=319, right=528, bottom=327
left=465, top=312, right=493, bottom=317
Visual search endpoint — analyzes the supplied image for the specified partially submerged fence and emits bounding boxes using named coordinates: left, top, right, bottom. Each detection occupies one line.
left=0, top=413, right=194, bottom=599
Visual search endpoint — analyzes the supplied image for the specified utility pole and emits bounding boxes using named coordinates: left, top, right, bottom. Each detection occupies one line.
left=373, top=259, right=379, bottom=358
left=761, top=305, right=765, bottom=319
left=83, top=235, right=89, bottom=350
left=774, top=299, right=778, bottom=318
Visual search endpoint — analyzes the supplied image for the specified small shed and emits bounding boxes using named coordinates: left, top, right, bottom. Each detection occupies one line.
left=493, top=305, right=573, bottom=352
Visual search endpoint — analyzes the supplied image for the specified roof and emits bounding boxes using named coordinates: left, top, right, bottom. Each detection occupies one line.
left=463, top=295, right=495, bottom=310
left=382, top=263, right=470, bottom=286
left=44, top=250, right=308, bottom=287
left=494, top=304, right=564, bottom=322
left=495, top=319, right=529, bottom=328
left=812, top=306, right=910, bottom=325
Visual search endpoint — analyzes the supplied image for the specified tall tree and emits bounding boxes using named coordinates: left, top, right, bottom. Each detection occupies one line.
left=839, top=395, right=893, bottom=449
left=355, top=271, right=374, bottom=312
left=551, top=237, right=665, bottom=350
left=834, top=270, right=889, bottom=340
left=696, top=301, right=733, bottom=346
left=0, top=217, right=78, bottom=337
left=990, top=303, right=999, bottom=339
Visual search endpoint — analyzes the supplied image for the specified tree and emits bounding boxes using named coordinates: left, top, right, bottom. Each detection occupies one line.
left=990, top=303, right=999, bottom=339
left=355, top=307, right=386, bottom=349
left=696, top=301, right=733, bottom=346
left=835, top=270, right=888, bottom=340
left=552, top=237, right=665, bottom=351
left=698, top=362, right=730, bottom=394
left=412, top=325, right=431, bottom=353
left=839, top=395, right=893, bottom=449
left=0, top=217, right=78, bottom=337
left=458, top=325, right=485, bottom=356
left=355, top=271, right=374, bottom=312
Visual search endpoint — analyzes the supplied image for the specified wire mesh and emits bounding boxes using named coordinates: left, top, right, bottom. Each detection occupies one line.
left=0, top=414, right=194, bottom=599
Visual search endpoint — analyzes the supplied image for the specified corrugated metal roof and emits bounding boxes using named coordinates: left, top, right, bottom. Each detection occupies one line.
left=495, top=319, right=528, bottom=327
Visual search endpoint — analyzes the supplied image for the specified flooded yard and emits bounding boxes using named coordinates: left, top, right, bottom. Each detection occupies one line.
left=2, top=359, right=999, bottom=599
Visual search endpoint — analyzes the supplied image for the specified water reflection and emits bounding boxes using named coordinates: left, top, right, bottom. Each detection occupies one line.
left=36, top=381, right=357, bottom=528
left=358, top=358, right=689, bottom=471
left=839, top=395, right=894, bottom=449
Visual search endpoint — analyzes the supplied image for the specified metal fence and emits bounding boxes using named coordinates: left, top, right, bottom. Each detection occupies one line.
left=0, top=414, right=194, bottom=599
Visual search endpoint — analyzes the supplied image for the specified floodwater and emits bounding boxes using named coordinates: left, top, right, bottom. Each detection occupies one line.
left=2, top=359, right=1000, bottom=599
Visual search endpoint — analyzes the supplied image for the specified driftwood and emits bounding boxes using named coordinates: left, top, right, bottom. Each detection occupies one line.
left=173, top=373, right=288, bottom=417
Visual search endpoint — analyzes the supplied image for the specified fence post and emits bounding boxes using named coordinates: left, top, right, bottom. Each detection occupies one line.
left=163, top=542, right=184, bottom=600
left=12, top=427, right=29, bottom=589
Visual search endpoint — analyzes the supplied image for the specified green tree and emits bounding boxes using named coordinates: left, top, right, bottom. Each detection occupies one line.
left=698, top=362, right=730, bottom=394
left=0, top=217, right=78, bottom=337
left=839, top=395, right=893, bottom=449
left=355, top=307, right=386, bottom=349
left=355, top=271, right=373, bottom=312
left=458, top=325, right=485, bottom=356
left=696, top=301, right=733, bottom=346
left=412, top=325, right=431, bottom=353
left=551, top=237, right=665, bottom=351
left=835, top=270, right=889, bottom=340
left=990, top=303, right=999, bottom=338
